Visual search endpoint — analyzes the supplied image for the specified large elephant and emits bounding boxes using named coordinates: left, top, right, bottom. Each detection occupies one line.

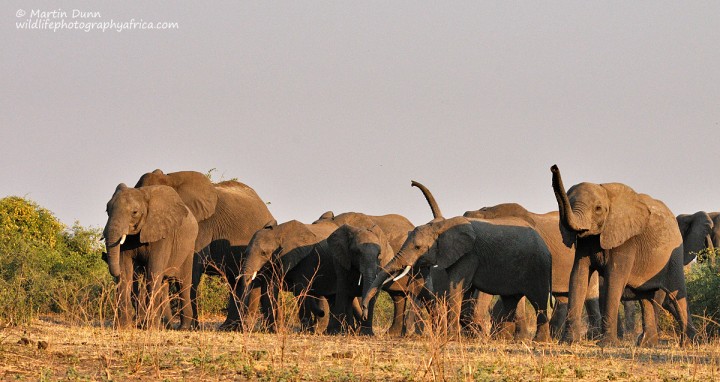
left=313, top=211, right=418, bottom=336
left=464, top=204, right=602, bottom=339
left=103, top=184, right=198, bottom=329
left=362, top=181, right=552, bottom=341
left=242, top=220, right=339, bottom=333
left=551, top=165, right=694, bottom=346
left=135, top=170, right=275, bottom=330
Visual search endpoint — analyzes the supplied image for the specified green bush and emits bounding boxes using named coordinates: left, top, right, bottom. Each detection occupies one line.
left=0, top=196, right=111, bottom=325
left=686, top=248, right=720, bottom=335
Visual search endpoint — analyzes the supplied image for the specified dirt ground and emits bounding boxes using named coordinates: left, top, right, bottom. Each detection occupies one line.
left=1, top=316, right=719, bottom=381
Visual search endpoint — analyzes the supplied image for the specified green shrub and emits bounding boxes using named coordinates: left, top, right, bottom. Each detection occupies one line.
left=686, top=248, right=720, bottom=335
left=0, top=196, right=111, bottom=324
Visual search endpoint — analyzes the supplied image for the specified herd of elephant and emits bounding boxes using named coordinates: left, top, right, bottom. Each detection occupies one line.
left=101, top=166, right=720, bottom=347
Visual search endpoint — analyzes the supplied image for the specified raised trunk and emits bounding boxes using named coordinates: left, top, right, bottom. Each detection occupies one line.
left=551, top=165, right=583, bottom=232
left=411, top=181, right=443, bottom=219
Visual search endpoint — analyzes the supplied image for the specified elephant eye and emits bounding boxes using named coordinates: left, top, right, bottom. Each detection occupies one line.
left=595, top=205, right=604, bottom=213
left=132, top=210, right=139, bottom=216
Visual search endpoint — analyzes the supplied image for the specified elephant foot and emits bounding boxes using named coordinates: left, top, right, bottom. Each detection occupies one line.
left=635, top=331, right=658, bottom=347
left=495, top=322, right=515, bottom=341
left=596, top=335, right=621, bottom=348
left=586, top=326, right=603, bottom=341
left=534, top=325, right=552, bottom=343
left=218, top=320, right=242, bottom=332
left=358, top=328, right=374, bottom=336
left=386, top=325, right=404, bottom=337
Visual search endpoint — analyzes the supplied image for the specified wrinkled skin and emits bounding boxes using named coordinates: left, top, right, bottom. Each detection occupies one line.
left=103, top=184, right=198, bottom=330
left=464, top=204, right=602, bottom=339
left=242, top=220, right=338, bottom=333
left=363, top=182, right=552, bottom=342
left=135, top=170, right=275, bottom=331
left=314, top=211, right=420, bottom=336
left=551, top=165, right=694, bottom=347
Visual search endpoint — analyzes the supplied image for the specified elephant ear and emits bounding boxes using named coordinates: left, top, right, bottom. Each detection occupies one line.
left=139, top=185, right=189, bottom=243
left=278, top=221, right=319, bottom=272
left=599, top=183, right=651, bottom=250
left=435, top=218, right=477, bottom=269
left=166, top=171, right=219, bottom=222
left=327, top=225, right=353, bottom=270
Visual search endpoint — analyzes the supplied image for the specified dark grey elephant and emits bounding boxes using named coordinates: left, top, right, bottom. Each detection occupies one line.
left=326, top=223, right=395, bottom=335
left=677, top=212, right=715, bottom=265
left=103, top=184, right=198, bottom=329
left=363, top=181, right=552, bottom=342
left=464, top=204, right=602, bottom=339
left=242, top=220, right=338, bottom=333
left=313, top=211, right=418, bottom=336
left=135, top=170, right=275, bottom=330
left=551, top=165, right=694, bottom=347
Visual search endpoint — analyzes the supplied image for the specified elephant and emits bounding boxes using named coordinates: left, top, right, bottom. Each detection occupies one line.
left=103, top=184, right=198, bottom=329
left=677, top=212, right=715, bottom=265
left=313, top=211, right=419, bottom=336
left=135, top=170, right=275, bottom=330
left=326, top=223, right=395, bottom=335
left=708, top=212, right=720, bottom=248
left=362, top=181, right=552, bottom=342
left=464, top=204, right=602, bottom=339
left=241, top=219, right=339, bottom=333
left=551, top=164, right=694, bottom=347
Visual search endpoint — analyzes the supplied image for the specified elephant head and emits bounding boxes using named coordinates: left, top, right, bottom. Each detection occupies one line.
left=135, top=169, right=218, bottom=222
left=327, top=224, right=394, bottom=301
left=242, top=220, right=322, bottom=293
left=103, top=184, right=189, bottom=277
left=361, top=181, right=476, bottom=316
left=551, top=165, right=651, bottom=249
left=676, top=211, right=715, bottom=265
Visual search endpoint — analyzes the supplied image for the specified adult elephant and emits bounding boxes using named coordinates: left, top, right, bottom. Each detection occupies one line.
left=135, top=170, right=275, bottom=330
left=103, top=184, right=198, bottom=329
left=551, top=165, right=694, bottom=347
left=362, top=181, right=552, bottom=341
left=314, top=211, right=418, bottom=336
left=677, top=212, right=715, bottom=265
left=464, top=204, right=602, bottom=339
left=241, top=220, right=338, bottom=333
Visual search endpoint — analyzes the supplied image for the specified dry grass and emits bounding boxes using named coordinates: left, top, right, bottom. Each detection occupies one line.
left=1, top=315, right=719, bottom=381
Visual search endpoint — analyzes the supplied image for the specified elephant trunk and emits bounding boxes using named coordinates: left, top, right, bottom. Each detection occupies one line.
left=103, top=221, right=128, bottom=278
left=360, top=251, right=411, bottom=319
left=411, top=180, right=443, bottom=219
left=551, top=165, right=584, bottom=232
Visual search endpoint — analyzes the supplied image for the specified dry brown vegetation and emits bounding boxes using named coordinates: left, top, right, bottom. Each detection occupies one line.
left=2, top=314, right=720, bottom=382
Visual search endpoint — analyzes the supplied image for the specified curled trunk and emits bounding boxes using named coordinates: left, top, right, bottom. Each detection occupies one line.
left=411, top=181, right=443, bottom=219
left=360, top=254, right=409, bottom=317
left=551, top=165, right=583, bottom=232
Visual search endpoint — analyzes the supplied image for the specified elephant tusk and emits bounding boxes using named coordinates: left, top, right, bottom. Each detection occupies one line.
left=119, top=234, right=126, bottom=245
left=358, top=274, right=362, bottom=286
left=382, top=276, right=393, bottom=285
left=393, top=266, right=412, bottom=282
left=251, top=271, right=258, bottom=281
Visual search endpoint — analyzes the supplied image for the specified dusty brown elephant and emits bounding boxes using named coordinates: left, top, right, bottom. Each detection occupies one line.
left=464, top=204, right=602, bottom=339
left=103, top=184, right=198, bottom=329
left=135, top=170, right=275, bottom=330
left=551, top=165, right=694, bottom=347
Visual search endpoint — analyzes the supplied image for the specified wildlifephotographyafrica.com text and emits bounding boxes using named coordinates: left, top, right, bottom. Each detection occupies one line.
left=15, top=8, right=179, bottom=33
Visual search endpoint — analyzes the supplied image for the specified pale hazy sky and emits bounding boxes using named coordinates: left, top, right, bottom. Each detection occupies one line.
left=2, top=2, right=719, bottom=230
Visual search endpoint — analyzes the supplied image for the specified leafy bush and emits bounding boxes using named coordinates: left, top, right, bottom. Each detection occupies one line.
left=0, top=196, right=111, bottom=324
left=686, top=248, right=720, bottom=335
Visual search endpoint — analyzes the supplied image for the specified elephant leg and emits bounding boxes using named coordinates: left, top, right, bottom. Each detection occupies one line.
left=526, top=290, right=551, bottom=343
left=144, top=270, right=166, bottom=330
left=564, top=255, right=591, bottom=343
left=549, top=294, right=567, bottom=339
left=327, top=278, right=349, bottom=335
left=116, top=261, right=135, bottom=329
left=662, top=289, right=696, bottom=345
left=496, top=296, right=520, bottom=341
left=584, top=297, right=602, bottom=340
left=159, top=281, right=174, bottom=329
left=387, top=293, right=407, bottom=337
left=514, top=297, right=534, bottom=341
left=313, top=296, right=330, bottom=334
left=473, top=292, right=494, bottom=337
left=176, top=259, right=195, bottom=330
left=597, top=254, right=633, bottom=348
left=622, top=300, right=639, bottom=339
left=636, top=298, right=659, bottom=347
